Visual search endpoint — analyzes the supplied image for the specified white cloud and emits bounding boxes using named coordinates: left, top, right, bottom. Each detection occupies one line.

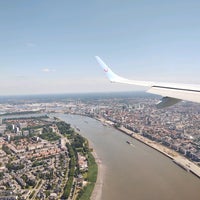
left=41, top=68, right=56, bottom=73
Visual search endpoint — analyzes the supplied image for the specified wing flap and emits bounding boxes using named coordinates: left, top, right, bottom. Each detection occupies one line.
left=148, top=86, right=200, bottom=104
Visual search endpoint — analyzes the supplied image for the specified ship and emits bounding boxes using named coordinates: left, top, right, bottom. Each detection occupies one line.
left=126, top=141, right=132, bottom=145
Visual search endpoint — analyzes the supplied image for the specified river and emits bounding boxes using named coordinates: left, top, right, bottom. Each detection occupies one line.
left=55, top=114, right=200, bottom=200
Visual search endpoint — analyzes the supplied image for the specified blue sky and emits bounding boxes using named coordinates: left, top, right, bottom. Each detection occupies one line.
left=0, top=0, right=200, bottom=95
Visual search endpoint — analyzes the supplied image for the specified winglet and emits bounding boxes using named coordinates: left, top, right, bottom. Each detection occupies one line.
left=95, top=56, right=123, bottom=82
left=95, top=56, right=153, bottom=87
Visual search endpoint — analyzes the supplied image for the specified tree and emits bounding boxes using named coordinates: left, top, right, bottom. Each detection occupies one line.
left=0, top=172, right=4, bottom=180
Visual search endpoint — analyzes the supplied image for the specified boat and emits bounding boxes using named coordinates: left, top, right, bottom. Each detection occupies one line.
left=126, top=141, right=132, bottom=145
left=75, top=126, right=80, bottom=132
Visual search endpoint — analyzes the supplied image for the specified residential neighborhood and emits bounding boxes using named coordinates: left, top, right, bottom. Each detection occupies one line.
left=0, top=114, right=94, bottom=200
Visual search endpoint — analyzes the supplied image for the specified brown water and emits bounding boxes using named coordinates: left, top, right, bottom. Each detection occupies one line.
left=57, top=114, right=200, bottom=200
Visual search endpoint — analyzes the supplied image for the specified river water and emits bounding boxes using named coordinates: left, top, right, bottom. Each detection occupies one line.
left=55, top=114, right=200, bottom=200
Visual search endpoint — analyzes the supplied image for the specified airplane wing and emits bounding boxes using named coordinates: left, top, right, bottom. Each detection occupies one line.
left=95, top=56, right=200, bottom=108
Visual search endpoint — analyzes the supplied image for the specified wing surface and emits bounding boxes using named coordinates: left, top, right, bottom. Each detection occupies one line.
left=95, top=56, right=200, bottom=108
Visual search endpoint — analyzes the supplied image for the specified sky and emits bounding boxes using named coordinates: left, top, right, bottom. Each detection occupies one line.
left=0, top=0, right=200, bottom=95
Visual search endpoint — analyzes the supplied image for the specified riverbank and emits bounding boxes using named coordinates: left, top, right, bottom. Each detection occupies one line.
left=96, top=116, right=200, bottom=179
left=90, top=150, right=104, bottom=200
left=67, top=122, right=104, bottom=200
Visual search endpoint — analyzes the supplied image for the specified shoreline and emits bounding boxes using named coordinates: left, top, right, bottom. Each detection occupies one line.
left=90, top=149, right=105, bottom=200
left=71, top=125, right=105, bottom=200
left=96, top=116, right=200, bottom=179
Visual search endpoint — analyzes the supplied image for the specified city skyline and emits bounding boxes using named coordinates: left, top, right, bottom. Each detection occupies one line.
left=1, top=1, right=200, bottom=95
